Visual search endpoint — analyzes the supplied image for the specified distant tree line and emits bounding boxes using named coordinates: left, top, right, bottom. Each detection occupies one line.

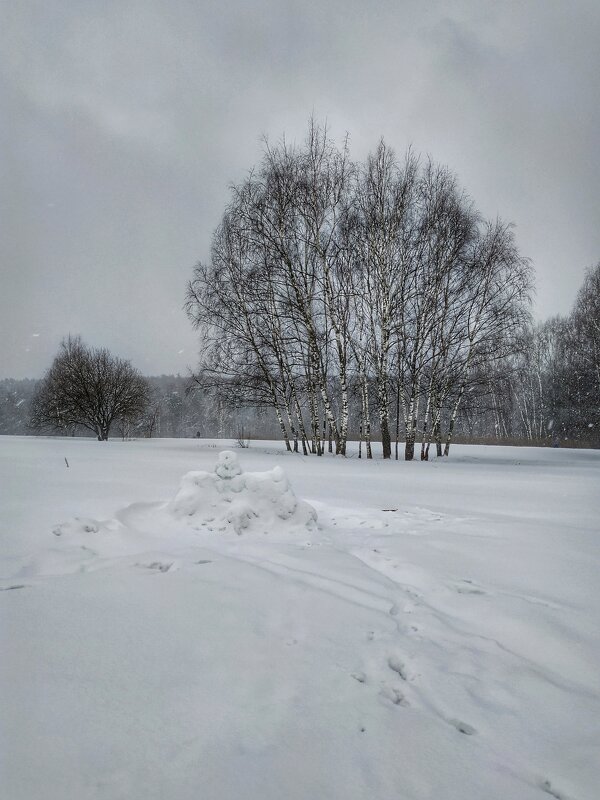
left=481, top=262, right=600, bottom=445
left=0, top=378, right=37, bottom=435
left=185, top=121, right=533, bottom=459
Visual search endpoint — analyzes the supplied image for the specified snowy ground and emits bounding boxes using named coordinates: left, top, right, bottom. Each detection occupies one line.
left=1, top=436, right=599, bottom=800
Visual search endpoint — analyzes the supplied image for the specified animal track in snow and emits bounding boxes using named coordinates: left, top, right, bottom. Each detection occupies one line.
left=540, top=779, right=572, bottom=800
left=453, top=579, right=487, bottom=595
left=335, top=514, right=388, bottom=530
left=449, top=718, right=476, bottom=735
left=136, top=561, right=175, bottom=573
left=53, top=517, right=100, bottom=536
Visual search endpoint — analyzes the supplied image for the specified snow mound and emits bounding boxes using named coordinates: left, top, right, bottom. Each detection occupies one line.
left=167, top=450, right=317, bottom=535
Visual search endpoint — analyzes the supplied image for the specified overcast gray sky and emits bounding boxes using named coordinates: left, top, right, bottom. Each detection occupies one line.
left=1, top=0, right=599, bottom=379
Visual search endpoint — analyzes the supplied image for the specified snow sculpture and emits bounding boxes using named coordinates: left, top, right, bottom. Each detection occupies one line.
left=214, top=449, right=243, bottom=480
left=168, top=450, right=317, bottom=535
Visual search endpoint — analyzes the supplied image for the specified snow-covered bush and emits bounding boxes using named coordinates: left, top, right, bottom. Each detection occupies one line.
left=168, top=450, right=317, bottom=535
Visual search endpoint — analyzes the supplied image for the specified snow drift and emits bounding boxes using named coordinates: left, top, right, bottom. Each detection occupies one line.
left=167, top=450, right=317, bottom=535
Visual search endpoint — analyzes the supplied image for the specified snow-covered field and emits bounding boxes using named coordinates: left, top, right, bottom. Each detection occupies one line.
left=1, top=436, right=599, bottom=800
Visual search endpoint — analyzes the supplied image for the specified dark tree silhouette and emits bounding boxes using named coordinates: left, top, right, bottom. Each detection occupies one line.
left=30, top=336, right=149, bottom=440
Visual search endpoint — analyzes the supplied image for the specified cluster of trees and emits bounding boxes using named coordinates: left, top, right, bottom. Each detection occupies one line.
left=186, top=122, right=532, bottom=459
left=5, top=124, right=595, bottom=453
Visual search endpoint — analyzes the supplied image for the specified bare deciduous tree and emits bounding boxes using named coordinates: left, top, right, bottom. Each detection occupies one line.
left=30, top=336, right=150, bottom=441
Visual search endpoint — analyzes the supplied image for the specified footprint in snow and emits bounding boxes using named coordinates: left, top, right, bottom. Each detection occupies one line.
left=379, top=684, right=409, bottom=707
left=387, top=655, right=409, bottom=681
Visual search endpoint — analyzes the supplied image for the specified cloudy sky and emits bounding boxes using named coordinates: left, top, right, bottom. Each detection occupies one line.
left=1, top=0, right=599, bottom=379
